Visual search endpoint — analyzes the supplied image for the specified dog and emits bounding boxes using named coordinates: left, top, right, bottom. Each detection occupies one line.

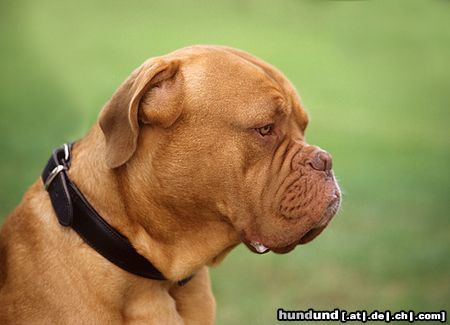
left=0, top=45, right=340, bottom=324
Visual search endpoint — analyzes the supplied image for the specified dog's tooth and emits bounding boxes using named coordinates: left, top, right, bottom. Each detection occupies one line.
left=251, top=241, right=269, bottom=253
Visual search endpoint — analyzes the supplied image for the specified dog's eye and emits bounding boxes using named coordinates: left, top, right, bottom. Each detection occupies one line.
left=257, top=124, right=273, bottom=136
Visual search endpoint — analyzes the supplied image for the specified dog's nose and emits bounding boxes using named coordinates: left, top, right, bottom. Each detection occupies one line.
left=308, top=150, right=332, bottom=172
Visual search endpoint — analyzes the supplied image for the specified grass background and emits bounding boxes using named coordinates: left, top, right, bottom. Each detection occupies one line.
left=1, top=0, right=449, bottom=323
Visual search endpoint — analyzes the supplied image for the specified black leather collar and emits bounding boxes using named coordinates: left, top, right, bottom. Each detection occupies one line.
left=42, top=143, right=191, bottom=286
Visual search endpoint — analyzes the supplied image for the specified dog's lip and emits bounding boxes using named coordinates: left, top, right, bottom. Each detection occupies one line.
left=270, top=227, right=326, bottom=253
left=298, top=226, right=326, bottom=245
left=270, top=242, right=298, bottom=254
left=242, top=225, right=326, bottom=255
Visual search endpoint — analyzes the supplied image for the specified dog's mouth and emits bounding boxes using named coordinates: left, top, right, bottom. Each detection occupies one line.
left=243, top=225, right=327, bottom=255
left=242, top=191, right=341, bottom=255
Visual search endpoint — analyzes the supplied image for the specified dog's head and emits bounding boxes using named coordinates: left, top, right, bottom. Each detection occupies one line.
left=99, top=45, right=340, bottom=256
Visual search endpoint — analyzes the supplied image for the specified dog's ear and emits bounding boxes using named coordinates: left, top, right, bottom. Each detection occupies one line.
left=99, top=58, right=183, bottom=168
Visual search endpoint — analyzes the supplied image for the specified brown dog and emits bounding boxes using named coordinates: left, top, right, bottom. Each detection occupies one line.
left=0, top=45, right=340, bottom=324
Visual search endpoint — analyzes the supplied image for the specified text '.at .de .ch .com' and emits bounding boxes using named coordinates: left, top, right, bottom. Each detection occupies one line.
left=277, top=309, right=447, bottom=323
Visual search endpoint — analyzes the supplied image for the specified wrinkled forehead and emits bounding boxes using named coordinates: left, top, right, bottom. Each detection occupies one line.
left=179, top=47, right=309, bottom=129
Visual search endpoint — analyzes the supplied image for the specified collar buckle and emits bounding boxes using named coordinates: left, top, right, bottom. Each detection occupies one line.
left=43, top=143, right=71, bottom=190
left=44, top=165, right=67, bottom=190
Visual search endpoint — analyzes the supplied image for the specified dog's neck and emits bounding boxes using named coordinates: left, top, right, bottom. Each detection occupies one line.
left=67, top=125, right=240, bottom=282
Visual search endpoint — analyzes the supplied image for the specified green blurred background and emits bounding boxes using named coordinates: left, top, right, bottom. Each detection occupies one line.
left=1, top=0, right=449, bottom=323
